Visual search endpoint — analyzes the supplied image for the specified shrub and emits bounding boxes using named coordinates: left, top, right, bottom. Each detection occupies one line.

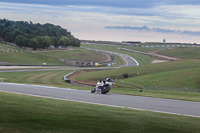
left=122, top=73, right=129, bottom=78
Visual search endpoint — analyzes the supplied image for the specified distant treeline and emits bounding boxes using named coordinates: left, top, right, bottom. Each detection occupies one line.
left=0, top=19, right=80, bottom=50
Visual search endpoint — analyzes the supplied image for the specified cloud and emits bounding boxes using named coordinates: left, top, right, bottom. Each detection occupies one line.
left=0, top=0, right=157, bottom=8
left=105, top=26, right=200, bottom=36
left=2, top=0, right=200, bottom=8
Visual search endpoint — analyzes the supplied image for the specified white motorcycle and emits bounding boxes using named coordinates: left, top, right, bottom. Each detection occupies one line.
left=91, top=77, right=114, bottom=94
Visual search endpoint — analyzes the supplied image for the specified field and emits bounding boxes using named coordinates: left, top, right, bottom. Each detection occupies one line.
left=157, top=47, right=200, bottom=59
left=0, top=70, right=89, bottom=90
left=0, top=43, right=22, bottom=51
left=122, top=44, right=200, bottom=59
left=0, top=43, right=66, bottom=65
left=36, top=48, right=110, bottom=62
left=0, top=92, right=200, bottom=133
left=123, top=46, right=168, bottom=52
left=141, top=42, right=193, bottom=46
left=0, top=52, right=66, bottom=65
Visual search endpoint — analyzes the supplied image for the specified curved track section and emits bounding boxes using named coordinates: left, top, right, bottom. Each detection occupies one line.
left=81, top=46, right=139, bottom=67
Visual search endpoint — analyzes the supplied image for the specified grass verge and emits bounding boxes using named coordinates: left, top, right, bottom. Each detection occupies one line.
left=0, top=92, right=200, bottom=133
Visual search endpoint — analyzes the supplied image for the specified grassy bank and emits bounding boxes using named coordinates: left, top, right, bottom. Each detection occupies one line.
left=0, top=43, right=22, bottom=51
left=157, top=47, right=200, bottom=59
left=69, top=60, right=200, bottom=101
left=0, top=70, right=90, bottom=90
left=0, top=52, right=66, bottom=65
left=36, top=48, right=110, bottom=62
left=0, top=92, right=200, bottom=133
left=0, top=43, right=66, bottom=65
left=71, top=60, right=200, bottom=83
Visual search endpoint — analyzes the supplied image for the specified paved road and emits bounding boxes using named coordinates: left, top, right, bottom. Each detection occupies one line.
left=1, top=82, right=200, bottom=118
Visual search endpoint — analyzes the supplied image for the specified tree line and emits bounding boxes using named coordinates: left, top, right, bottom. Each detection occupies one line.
left=0, top=19, right=80, bottom=50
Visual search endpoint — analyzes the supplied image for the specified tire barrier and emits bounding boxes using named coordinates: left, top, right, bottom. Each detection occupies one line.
left=63, top=71, right=76, bottom=83
left=64, top=70, right=95, bottom=87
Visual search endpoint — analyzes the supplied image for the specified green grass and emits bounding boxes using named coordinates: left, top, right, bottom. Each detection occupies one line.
left=82, top=44, right=164, bottom=65
left=123, top=67, right=200, bottom=89
left=0, top=52, right=66, bottom=65
left=123, top=46, right=168, bottom=52
left=0, top=43, right=23, bottom=51
left=141, top=42, right=193, bottom=46
left=0, top=92, right=200, bottom=133
left=157, top=47, right=200, bottom=59
left=72, top=59, right=200, bottom=82
left=0, top=70, right=90, bottom=90
left=0, top=43, right=68, bottom=65
left=36, top=48, right=109, bottom=62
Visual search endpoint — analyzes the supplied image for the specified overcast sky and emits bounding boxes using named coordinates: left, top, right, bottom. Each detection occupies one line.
left=1, top=0, right=200, bottom=43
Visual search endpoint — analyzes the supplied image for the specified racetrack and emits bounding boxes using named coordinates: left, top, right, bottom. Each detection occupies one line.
left=1, top=47, right=199, bottom=118
left=1, top=82, right=200, bottom=118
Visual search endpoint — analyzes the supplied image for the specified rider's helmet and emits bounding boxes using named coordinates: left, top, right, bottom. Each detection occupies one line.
left=106, top=77, right=113, bottom=82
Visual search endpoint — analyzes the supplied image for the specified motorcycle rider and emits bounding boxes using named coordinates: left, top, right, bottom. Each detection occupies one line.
left=91, top=77, right=114, bottom=94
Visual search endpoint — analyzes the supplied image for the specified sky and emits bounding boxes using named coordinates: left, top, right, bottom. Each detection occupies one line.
left=0, top=0, right=200, bottom=43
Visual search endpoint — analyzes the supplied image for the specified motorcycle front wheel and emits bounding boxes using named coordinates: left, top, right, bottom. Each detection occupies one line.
left=91, top=88, right=96, bottom=93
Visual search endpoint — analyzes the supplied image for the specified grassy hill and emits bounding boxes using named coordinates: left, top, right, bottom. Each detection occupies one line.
left=0, top=43, right=23, bottom=51
left=122, top=44, right=200, bottom=59
left=0, top=43, right=114, bottom=66
left=157, top=47, right=200, bottom=59
left=0, top=51, right=66, bottom=66
left=71, top=59, right=200, bottom=84
left=123, top=45, right=168, bottom=52
left=36, top=48, right=110, bottom=62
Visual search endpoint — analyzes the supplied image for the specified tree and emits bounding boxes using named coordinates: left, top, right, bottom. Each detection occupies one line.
left=69, top=36, right=80, bottom=47
left=59, top=36, right=71, bottom=47
left=29, top=38, right=39, bottom=50
left=0, top=19, right=81, bottom=48
left=16, top=36, right=30, bottom=47
left=51, top=37, right=59, bottom=48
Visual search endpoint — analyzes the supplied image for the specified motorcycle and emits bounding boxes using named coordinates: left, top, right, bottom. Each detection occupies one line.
left=91, top=77, right=114, bottom=94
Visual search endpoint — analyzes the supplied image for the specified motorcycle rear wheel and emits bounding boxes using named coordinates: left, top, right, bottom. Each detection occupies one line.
left=101, top=86, right=111, bottom=94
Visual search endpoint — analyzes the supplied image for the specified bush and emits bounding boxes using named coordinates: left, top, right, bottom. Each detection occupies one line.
left=122, top=73, right=129, bottom=78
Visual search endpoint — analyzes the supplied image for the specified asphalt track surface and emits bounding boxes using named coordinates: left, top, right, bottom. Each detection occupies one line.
left=0, top=82, right=200, bottom=118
